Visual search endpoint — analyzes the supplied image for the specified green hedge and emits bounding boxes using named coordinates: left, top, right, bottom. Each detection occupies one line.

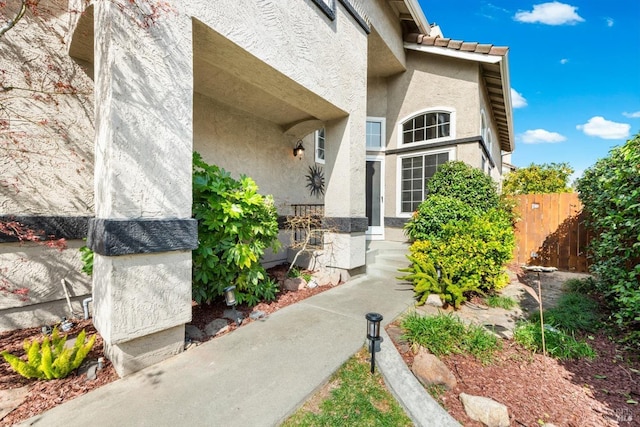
left=404, top=195, right=478, bottom=241
left=576, top=133, right=640, bottom=330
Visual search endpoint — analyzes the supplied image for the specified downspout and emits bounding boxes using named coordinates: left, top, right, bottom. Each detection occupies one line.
left=83, top=297, right=93, bottom=320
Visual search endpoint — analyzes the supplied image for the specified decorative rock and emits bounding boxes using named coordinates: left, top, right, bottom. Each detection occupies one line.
left=339, top=269, right=351, bottom=283
left=204, top=318, right=229, bottom=336
left=459, top=393, right=510, bottom=427
left=307, top=279, right=318, bottom=288
left=411, top=347, right=457, bottom=389
left=522, top=265, right=557, bottom=272
left=329, top=272, right=341, bottom=286
left=0, top=385, right=30, bottom=419
left=314, top=272, right=331, bottom=287
left=185, top=324, right=205, bottom=341
left=85, top=363, right=98, bottom=381
left=283, top=277, right=306, bottom=291
left=426, top=294, right=444, bottom=307
left=249, top=310, right=267, bottom=320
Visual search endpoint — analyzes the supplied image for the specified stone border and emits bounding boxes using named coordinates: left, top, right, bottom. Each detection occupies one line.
left=0, top=215, right=91, bottom=243
left=87, top=218, right=198, bottom=256
left=377, top=328, right=462, bottom=427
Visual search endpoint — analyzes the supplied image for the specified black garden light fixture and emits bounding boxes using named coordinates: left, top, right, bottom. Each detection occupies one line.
left=223, top=285, right=243, bottom=326
left=365, top=312, right=383, bottom=374
left=293, top=140, right=305, bottom=159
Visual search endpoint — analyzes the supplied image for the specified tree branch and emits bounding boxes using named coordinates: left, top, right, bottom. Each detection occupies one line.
left=0, top=0, right=28, bottom=38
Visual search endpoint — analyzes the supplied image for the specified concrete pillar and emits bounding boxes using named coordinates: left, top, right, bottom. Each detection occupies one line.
left=87, top=2, right=196, bottom=377
left=323, top=113, right=367, bottom=272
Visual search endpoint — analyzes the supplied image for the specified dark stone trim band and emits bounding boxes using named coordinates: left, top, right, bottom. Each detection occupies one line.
left=310, top=0, right=336, bottom=21
left=278, top=215, right=367, bottom=233
left=386, top=136, right=494, bottom=166
left=0, top=216, right=91, bottom=243
left=385, top=217, right=409, bottom=229
left=87, top=218, right=198, bottom=256
left=338, top=0, right=371, bottom=34
left=323, top=216, right=368, bottom=233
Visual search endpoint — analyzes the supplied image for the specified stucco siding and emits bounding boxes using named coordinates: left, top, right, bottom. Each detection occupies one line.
left=193, top=93, right=324, bottom=214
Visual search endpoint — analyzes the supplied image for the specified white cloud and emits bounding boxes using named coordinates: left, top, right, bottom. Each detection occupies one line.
left=560, top=58, right=569, bottom=64
left=514, top=2, right=585, bottom=25
left=519, top=129, right=567, bottom=144
left=576, top=116, right=630, bottom=139
left=605, top=17, right=614, bottom=27
left=511, top=88, right=528, bottom=108
left=623, top=111, right=640, bottom=118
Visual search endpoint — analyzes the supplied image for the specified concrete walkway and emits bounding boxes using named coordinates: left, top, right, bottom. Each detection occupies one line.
left=19, top=241, right=458, bottom=427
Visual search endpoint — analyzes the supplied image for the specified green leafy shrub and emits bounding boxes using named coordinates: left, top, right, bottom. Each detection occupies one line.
left=514, top=321, right=595, bottom=360
left=397, top=256, right=477, bottom=308
left=1, top=328, right=96, bottom=380
left=576, top=133, right=640, bottom=330
left=401, top=312, right=500, bottom=363
left=426, top=161, right=499, bottom=211
left=192, top=152, right=281, bottom=306
left=79, top=245, right=93, bottom=276
left=404, top=195, right=477, bottom=241
left=406, top=208, right=514, bottom=301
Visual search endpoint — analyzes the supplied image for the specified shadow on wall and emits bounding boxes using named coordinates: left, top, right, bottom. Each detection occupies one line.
left=0, top=240, right=92, bottom=332
left=529, top=213, right=590, bottom=273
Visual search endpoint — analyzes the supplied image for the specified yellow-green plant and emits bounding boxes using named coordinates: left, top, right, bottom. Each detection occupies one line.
left=398, top=256, right=479, bottom=308
left=1, top=327, right=96, bottom=380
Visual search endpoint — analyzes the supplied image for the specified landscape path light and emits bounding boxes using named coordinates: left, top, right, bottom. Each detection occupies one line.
left=365, top=312, right=383, bottom=374
left=223, top=285, right=243, bottom=326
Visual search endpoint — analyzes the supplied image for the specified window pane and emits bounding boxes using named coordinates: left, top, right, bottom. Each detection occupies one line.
left=403, top=130, right=413, bottom=144
left=426, top=126, right=436, bottom=140
left=426, top=113, right=437, bottom=126
left=366, top=121, right=382, bottom=148
left=415, top=114, right=425, bottom=128
left=415, top=128, right=425, bottom=141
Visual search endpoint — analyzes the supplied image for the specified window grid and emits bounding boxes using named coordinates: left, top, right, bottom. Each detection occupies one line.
left=366, top=121, right=382, bottom=148
left=402, top=112, right=450, bottom=144
left=400, top=152, right=449, bottom=213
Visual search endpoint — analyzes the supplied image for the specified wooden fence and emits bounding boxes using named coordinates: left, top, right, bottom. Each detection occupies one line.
left=512, top=193, right=590, bottom=272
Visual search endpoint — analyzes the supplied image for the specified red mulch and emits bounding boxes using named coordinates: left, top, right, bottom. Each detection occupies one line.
left=390, top=326, right=640, bottom=426
left=0, top=264, right=336, bottom=426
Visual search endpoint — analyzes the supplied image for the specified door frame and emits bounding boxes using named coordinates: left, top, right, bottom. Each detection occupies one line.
left=366, top=154, right=385, bottom=240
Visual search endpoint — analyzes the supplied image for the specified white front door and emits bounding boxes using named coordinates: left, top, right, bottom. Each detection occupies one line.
left=366, top=156, right=384, bottom=239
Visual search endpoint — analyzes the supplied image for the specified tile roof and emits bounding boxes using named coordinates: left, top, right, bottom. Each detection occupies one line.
left=405, top=33, right=508, bottom=57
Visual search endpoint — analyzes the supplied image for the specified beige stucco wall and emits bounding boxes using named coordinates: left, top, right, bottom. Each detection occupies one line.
left=193, top=94, right=324, bottom=214
left=380, top=50, right=510, bottom=240
left=0, top=1, right=94, bottom=331
left=383, top=51, right=481, bottom=221
left=0, top=0, right=94, bottom=216
left=387, top=50, right=481, bottom=147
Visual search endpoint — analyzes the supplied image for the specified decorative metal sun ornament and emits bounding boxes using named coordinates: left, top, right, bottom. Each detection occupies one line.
left=305, top=165, right=325, bottom=197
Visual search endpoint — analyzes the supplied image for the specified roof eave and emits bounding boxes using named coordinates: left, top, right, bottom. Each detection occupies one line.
left=403, top=0, right=431, bottom=35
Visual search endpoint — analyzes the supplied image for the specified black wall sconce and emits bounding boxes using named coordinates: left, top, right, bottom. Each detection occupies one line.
left=365, top=312, right=383, bottom=374
left=293, top=140, right=305, bottom=159
left=224, top=285, right=243, bottom=326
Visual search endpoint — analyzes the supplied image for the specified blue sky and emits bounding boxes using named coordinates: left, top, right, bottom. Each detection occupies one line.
left=417, top=0, right=640, bottom=180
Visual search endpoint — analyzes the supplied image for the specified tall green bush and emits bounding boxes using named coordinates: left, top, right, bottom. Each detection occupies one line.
left=502, top=162, right=574, bottom=195
left=426, top=161, right=499, bottom=211
left=576, top=133, right=640, bottom=329
left=406, top=209, right=514, bottom=297
left=192, top=152, right=280, bottom=306
left=404, top=195, right=477, bottom=241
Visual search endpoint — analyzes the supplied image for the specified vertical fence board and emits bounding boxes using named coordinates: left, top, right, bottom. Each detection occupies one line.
left=513, top=193, right=590, bottom=272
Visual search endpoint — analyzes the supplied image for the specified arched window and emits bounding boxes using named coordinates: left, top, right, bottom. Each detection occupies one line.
left=401, top=110, right=453, bottom=145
